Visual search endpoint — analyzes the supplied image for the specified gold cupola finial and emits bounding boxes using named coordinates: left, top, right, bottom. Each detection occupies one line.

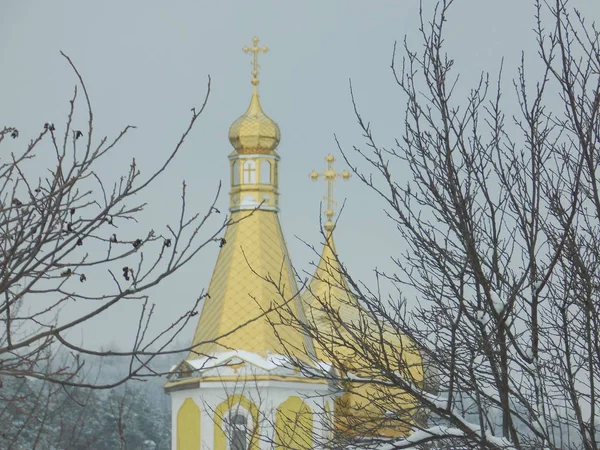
left=310, top=154, right=351, bottom=233
left=229, top=36, right=281, bottom=155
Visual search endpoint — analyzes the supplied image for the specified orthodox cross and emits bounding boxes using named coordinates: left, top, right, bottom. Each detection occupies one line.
left=310, top=154, right=351, bottom=231
left=243, top=36, right=268, bottom=86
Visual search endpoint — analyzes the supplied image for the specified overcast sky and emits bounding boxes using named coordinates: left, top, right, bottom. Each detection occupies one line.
left=2, top=0, right=599, bottom=351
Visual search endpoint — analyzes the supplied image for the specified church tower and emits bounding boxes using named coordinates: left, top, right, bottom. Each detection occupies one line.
left=303, top=155, right=424, bottom=439
left=164, top=38, right=334, bottom=450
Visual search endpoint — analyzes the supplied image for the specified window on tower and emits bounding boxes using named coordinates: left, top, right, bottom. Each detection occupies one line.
left=260, top=160, right=271, bottom=184
left=230, top=413, right=248, bottom=450
left=242, top=160, right=256, bottom=184
left=232, top=160, right=240, bottom=185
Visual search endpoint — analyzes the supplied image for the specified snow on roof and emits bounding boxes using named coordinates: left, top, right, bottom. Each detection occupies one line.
left=187, top=350, right=302, bottom=372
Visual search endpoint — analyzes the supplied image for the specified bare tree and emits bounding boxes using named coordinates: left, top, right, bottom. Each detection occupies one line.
left=0, top=53, right=227, bottom=447
left=290, top=0, right=600, bottom=448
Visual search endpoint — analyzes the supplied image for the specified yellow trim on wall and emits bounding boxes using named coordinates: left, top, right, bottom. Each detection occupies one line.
left=177, top=398, right=201, bottom=450
left=275, top=396, right=313, bottom=450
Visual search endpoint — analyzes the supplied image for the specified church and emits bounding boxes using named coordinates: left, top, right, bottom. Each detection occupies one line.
left=164, top=37, right=424, bottom=450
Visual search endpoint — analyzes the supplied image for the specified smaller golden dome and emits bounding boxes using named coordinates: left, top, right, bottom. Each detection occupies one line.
left=228, top=87, right=281, bottom=154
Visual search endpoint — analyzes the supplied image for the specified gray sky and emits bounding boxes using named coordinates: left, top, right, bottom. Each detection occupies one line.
left=2, top=0, right=599, bottom=350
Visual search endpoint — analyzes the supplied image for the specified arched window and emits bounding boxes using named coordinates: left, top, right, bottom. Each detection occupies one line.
left=215, top=397, right=258, bottom=450
left=230, top=413, right=247, bottom=450
left=259, top=160, right=271, bottom=184
left=232, top=161, right=240, bottom=186
left=242, top=160, right=256, bottom=184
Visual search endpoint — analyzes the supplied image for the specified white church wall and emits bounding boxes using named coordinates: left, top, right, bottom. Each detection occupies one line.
left=169, top=377, right=335, bottom=450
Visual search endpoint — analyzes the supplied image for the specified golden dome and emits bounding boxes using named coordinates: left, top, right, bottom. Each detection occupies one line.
left=228, top=87, right=281, bottom=154
left=302, top=234, right=423, bottom=438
